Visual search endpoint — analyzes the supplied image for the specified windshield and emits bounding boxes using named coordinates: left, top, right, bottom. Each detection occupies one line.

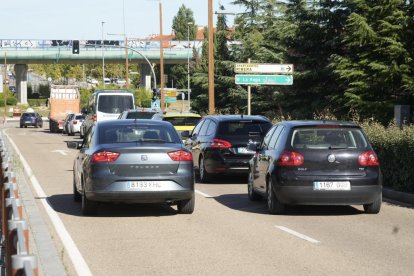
left=218, top=121, right=272, bottom=136
left=97, top=95, right=134, bottom=114
left=163, top=116, right=201, bottom=126
left=22, top=113, right=35, bottom=117
left=126, top=112, right=156, bottom=119
left=99, top=123, right=181, bottom=144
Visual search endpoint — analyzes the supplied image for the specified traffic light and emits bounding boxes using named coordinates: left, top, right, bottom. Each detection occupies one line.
left=72, top=40, right=80, bottom=54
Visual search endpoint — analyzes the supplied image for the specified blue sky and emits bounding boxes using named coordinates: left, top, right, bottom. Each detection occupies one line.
left=1, top=0, right=243, bottom=40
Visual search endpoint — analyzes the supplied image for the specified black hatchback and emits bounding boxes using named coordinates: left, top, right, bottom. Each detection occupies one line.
left=248, top=120, right=382, bottom=214
left=183, top=115, right=272, bottom=182
left=20, top=112, right=43, bottom=128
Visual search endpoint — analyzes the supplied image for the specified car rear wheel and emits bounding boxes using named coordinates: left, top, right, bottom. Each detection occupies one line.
left=82, top=187, right=98, bottom=216
left=199, top=157, right=212, bottom=183
left=73, top=176, right=81, bottom=202
left=363, top=193, right=382, bottom=214
left=267, top=178, right=285, bottom=214
left=177, top=195, right=195, bottom=214
left=248, top=170, right=261, bottom=201
left=20, top=125, right=23, bottom=128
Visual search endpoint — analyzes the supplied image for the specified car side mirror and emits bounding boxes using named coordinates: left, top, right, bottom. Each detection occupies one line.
left=66, top=141, right=82, bottom=150
left=181, top=130, right=190, bottom=139
left=247, top=142, right=259, bottom=152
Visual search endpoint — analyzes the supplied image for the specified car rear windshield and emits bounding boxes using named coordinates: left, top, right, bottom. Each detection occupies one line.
left=291, top=127, right=368, bottom=149
left=126, top=112, right=156, bottom=119
left=99, top=124, right=181, bottom=144
left=75, top=115, right=85, bottom=120
left=218, top=121, right=272, bottom=136
left=22, top=113, right=35, bottom=117
left=163, top=116, right=201, bottom=126
left=97, top=95, right=134, bottom=114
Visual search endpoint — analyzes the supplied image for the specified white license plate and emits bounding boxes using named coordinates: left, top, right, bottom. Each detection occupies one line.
left=313, top=181, right=351, bottom=191
left=238, top=147, right=254, bottom=154
left=25, top=120, right=31, bottom=123
left=127, top=181, right=162, bottom=190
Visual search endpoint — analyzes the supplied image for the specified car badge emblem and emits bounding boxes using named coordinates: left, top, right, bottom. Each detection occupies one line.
left=327, top=154, right=336, bottom=163
left=141, top=155, right=148, bottom=161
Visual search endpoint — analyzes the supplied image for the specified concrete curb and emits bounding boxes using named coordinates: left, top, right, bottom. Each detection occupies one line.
left=383, top=187, right=414, bottom=206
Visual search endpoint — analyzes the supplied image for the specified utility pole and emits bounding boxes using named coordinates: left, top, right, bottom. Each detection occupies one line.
left=101, top=21, right=106, bottom=88
left=208, top=0, right=215, bottom=114
left=187, top=22, right=193, bottom=112
left=159, top=1, right=165, bottom=111
left=247, top=58, right=251, bottom=115
left=3, top=53, right=7, bottom=122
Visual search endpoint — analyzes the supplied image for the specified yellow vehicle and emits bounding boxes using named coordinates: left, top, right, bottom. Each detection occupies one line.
left=152, top=112, right=202, bottom=134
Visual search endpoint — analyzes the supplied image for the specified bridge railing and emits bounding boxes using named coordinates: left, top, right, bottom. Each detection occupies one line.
left=0, top=135, right=39, bottom=276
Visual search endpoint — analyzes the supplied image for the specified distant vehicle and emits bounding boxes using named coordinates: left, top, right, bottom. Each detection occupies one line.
left=67, top=119, right=195, bottom=215
left=81, top=89, right=135, bottom=136
left=8, top=86, right=16, bottom=94
left=247, top=120, right=382, bottom=214
left=118, top=108, right=161, bottom=120
left=49, top=85, right=80, bottom=133
left=68, top=113, right=85, bottom=136
left=20, top=112, right=43, bottom=128
left=103, top=78, right=111, bottom=85
left=62, top=113, right=75, bottom=134
left=184, top=115, right=272, bottom=182
left=152, top=112, right=202, bottom=135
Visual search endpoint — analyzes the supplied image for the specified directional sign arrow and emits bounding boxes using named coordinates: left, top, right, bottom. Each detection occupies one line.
left=52, top=150, right=68, bottom=156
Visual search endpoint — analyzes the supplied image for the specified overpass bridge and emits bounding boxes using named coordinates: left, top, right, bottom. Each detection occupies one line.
left=0, top=39, right=202, bottom=104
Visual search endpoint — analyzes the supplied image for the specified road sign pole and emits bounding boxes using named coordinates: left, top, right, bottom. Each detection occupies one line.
left=247, top=58, right=251, bottom=115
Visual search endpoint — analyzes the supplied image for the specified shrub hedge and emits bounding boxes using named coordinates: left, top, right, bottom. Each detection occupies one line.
left=362, top=122, right=414, bottom=193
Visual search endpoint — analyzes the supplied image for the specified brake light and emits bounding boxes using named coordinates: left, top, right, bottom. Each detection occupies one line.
left=73, top=120, right=78, bottom=125
left=358, top=150, right=379, bottom=166
left=92, top=151, right=120, bottom=163
left=277, top=151, right=304, bottom=166
left=93, top=114, right=97, bottom=122
left=210, top=139, right=232, bottom=149
left=168, top=150, right=193, bottom=161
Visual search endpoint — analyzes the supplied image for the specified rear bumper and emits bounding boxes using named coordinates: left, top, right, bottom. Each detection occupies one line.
left=274, top=185, right=382, bottom=205
left=205, top=154, right=251, bottom=175
left=87, top=190, right=194, bottom=203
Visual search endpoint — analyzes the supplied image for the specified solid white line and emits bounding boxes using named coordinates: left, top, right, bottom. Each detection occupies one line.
left=4, top=130, right=93, bottom=276
left=195, top=189, right=214, bottom=198
left=275, top=225, right=320, bottom=244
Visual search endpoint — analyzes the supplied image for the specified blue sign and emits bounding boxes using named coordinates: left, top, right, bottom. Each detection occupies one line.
left=151, top=100, right=160, bottom=110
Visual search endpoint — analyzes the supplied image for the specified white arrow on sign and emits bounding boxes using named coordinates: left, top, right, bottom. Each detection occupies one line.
left=235, top=63, right=294, bottom=74
left=52, top=150, right=68, bottom=156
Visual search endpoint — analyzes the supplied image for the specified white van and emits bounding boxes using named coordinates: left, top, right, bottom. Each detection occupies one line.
left=81, top=90, right=135, bottom=136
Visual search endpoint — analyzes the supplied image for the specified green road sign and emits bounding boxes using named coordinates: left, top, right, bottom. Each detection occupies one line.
left=235, top=74, right=293, bottom=85
left=165, top=96, right=177, bottom=103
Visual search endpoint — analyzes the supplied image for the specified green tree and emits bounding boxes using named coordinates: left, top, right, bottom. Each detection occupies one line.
left=172, top=5, right=196, bottom=40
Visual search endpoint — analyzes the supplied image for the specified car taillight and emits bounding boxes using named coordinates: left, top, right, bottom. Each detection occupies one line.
left=168, top=150, right=192, bottom=161
left=93, top=114, right=97, bottom=122
left=92, top=151, right=120, bottom=163
left=73, top=120, right=78, bottom=125
left=277, top=151, right=304, bottom=166
left=358, top=150, right=379, bottom=166
left=210, top=139, right=232, bottom=149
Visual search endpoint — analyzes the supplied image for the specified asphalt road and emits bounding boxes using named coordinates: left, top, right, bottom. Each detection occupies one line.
left=4, top=124, right=414, bottom=275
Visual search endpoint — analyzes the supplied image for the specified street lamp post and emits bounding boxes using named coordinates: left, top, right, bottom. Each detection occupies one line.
left=159, top=0, right=165, bottom=111
left=208, top=0, right=215, bottom=114
left=187, top=22, right=193, bottom=112
left=101, top=21, right=106, bottom=88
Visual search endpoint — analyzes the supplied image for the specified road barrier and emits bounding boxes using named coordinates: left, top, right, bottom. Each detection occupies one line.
left=0, top=134, right=39, bottom=276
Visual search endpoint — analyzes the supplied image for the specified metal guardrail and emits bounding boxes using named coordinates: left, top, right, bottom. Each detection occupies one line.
left=0, top=134, right=39, bottom=276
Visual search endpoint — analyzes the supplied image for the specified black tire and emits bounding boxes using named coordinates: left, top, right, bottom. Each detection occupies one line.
left=82, top=186, right=98, bottom=216
left=35, top=124, right=38, bottom=128
left=248, top=170, right=261, bottom=201
left=39, top=123, right=43, bottom=128
left=177, top=194, right=195, bottom=214
left=363, top=193, right=382, bottom=214
left=199, top=157, right=212, bottom=183
left=24, top=125, right=27, bottom=128
left=20, top=125, right=23, bottom=128
left=267, top=178, right=285, bottom=214
left=73, top=176, right=81, bottom=202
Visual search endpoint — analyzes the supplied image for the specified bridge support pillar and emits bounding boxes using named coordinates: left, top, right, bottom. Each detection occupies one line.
left=140, top=63, right=153, bottom=90
left=14, top=64, right=28, bottom=105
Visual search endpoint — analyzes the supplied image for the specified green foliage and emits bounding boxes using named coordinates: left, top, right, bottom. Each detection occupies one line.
left=134, top=88, right=152, bottom=108
left=27, top=99, right=47, bottom=107
left=172, top=4, right=196, bottom=40
left=363, top=121, right=414, bottom=193
left=80, top=88, right=92, bottom=109
left=0, top=93, right=18, bottom=106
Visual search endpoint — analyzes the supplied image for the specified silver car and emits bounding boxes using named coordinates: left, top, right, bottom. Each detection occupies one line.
left=68, top=119, right=195, bottom=215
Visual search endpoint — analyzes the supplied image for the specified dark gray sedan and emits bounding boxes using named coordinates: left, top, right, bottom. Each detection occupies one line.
left=68, top=119, right=195, bottom=215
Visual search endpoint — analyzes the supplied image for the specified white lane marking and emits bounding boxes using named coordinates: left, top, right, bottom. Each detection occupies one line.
left=52, top=149, right=68, bottom=156
left=195, top=189, right=214, bottom=198
left=275, top=225, right=320, bottom=244
left=4, top=130, right=93, bottom=276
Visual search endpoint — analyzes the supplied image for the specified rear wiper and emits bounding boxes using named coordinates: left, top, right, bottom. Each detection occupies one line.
left=328, top=146, right=347, bottom=150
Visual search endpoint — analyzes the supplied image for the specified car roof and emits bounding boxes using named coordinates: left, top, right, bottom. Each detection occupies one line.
left=278, top=120, right=359, bottom=127
left=163, top=112, right=201, bottom=118
left=202, top=114, right=271, bottom=122
left=93, top=89, right=133, bottom=95
left=125, top=108, right=159, bottom=113
left=98, top=119, right=173, bottom=127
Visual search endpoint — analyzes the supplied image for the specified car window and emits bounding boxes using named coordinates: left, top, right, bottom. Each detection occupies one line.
left=192, top=119, right=205, bottom=136
left=22, top=113, right=35, bottom=117
left=163, top=116, right=201, bottom=126
left=99, top=124, right=181, bottom=144
left=262, top=125, right=277, bottom=149
left=217, top=121, right=272, bottom=136
left=206, top=121, right=217, bottom=136
left=268, top=126, right=284, bottom=149
left=97, top=95, right=134, bottom=113
left=291, top=127, right=368, bottom=149
left=198, top=120, right=211, bottom=136
left=126, top=112, right=156, bottom=119
left=75, top=115, right=85, bottom=120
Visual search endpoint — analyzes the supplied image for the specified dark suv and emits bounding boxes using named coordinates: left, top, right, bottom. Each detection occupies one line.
left=183, top=115, right=272, bottom=182
left=20, top=112, right=43, bottom=128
